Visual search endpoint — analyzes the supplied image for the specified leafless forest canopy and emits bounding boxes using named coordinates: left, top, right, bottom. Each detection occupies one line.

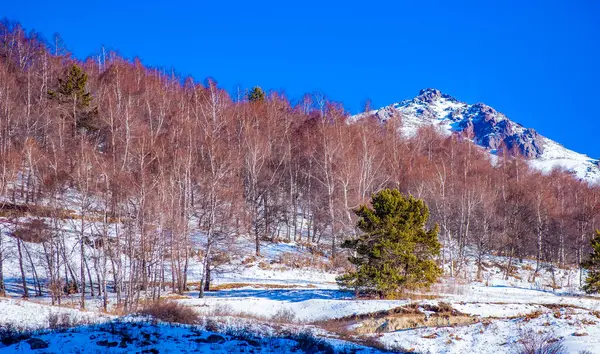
left=0, top=22, right=597, bottom=309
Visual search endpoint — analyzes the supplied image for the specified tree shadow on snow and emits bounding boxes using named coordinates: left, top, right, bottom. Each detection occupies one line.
left=192, top=288, right=353, bottom=302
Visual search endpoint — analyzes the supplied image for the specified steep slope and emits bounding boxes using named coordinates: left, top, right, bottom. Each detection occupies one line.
left=354, top=88, right=600, bottom=183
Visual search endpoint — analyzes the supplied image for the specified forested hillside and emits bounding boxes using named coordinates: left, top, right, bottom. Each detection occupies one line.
left=0, top=21, right=598, bottom=311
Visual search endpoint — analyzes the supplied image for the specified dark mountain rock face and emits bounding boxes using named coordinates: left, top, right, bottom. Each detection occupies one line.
left=417, top=88, right=443, bottom=103
left=376, top=89, right=546, bottom=158
left=458, top=103, right=544, bottom=158
left=354, top=88, right=599, bottom=183
left=504, top=128, right=545, bottom=159
left=417, top=88, right=457, bottom=104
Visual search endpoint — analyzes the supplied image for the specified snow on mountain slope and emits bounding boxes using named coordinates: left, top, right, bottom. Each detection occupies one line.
left=354, top=88, right=600, bottom=183
left=529, top=137, right=600, bottom=182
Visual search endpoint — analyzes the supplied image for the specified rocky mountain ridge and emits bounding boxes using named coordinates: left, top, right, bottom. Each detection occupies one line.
left=354, top=88, right=600, bottom=183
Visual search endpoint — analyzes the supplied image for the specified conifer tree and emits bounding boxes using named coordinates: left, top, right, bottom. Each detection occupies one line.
left=48, top=64, right=98, bottom=134
left=247, top=86, right=266, bottom=102
left=337, top=189, right=442, bottom=298
left=582, top=230, right=600, bottom=294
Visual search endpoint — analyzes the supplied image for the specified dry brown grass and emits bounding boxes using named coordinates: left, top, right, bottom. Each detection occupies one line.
left=356, top=335, right=409, bottom=352
left=523, top=310, right=544, bottom=322
left=331, top=302, right=461, bottom=323
left=204, top=303, right=300, bottom=324
left=138, top=300, right=199, bottom=324
left=316, top=319, right=354, bottom=339
left=521, top=264, right=535, bottom=271
left=449, top=333, right=463, bottom=341
left=317, top=301, right=477, bottom=335
left=572, top=331, right=588, bottom=337
left=162, top=293, right=190, bottom=300
left=430, top=278, right=468, bottom=296
left=581, top=318, right=597, bottom=326
left=403, top=293, right=441, bottom=301
left=241, top=256, right=257, bottom=266
left=352, top=290, right=441, bottom=301
left=543, top=283, right=562, bottom=290
left=0, top=202, right=123, bottom=223
left=275, top=252, right=331, bottom=270
left=492, top=261, right=520, bottom=277
left=105, top=305, right=127, bottom=316
left=258, top=261, right=272, bottom=270
left=0, top=202, right=73, bottom=218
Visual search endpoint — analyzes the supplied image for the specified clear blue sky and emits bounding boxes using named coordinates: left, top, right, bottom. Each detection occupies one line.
left=3, top=0, right=600, bottom=157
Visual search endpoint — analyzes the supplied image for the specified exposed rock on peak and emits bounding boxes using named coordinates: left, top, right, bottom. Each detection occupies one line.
left=417, top=88, right=442, bottom=100
left=416, top=88, right=457, bottom=104
left=505, top=128, right=545, bottom=159
left=353, top=89, right=599, bottom=183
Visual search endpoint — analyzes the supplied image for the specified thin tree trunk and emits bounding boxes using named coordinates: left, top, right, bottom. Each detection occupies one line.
left=17, top=239, right=29, bottom=298
left=0, top=233, right=5, bottom=296
left=24, top=245, right=42, bottom=296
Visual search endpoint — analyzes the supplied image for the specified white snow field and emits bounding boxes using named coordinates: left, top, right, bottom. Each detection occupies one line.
left=0, top=311, right=384, bottom=353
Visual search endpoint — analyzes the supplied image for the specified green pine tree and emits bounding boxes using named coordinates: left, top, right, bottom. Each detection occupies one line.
left=49, top=64, right=92, bottom=107
left=582, top=230, right=600, bottom=294
left=337, top=189, right=442, bottom=298
left=247, top=86, right=266, bottom=102
left=48, top=64, right=98, bottom=133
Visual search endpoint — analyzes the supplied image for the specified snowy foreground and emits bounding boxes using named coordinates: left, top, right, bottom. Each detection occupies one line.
left=0, top=311, right=382, bottom=354
left=1, top=242, right=599, bottom=353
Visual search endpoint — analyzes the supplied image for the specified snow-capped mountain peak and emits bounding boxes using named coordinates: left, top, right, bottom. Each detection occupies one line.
left=354, top=89, right=600, bottom=183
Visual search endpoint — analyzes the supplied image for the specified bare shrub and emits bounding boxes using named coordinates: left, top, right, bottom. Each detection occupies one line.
left=359, top=335, right=409, bottom=353
left=207, top=303, right=235, bottom=317
left=47, top=312, right=74, bottom=329
left=271, top=307, right=297, bottom=323
left=523, top=311, right=545, bottom=322
left=47, top=312, right=92, bottom=330
left=277, top=252, right=313, bottom=269
left=522, top=264, right=535, bottom=271
left=138, top=300, right=199, bottom=324
left=12, top=219, right=51, bottom=243
left=276, top=251, right=337, bottom=271
left=435, top=302, right=454, bottom=314
left=224, top=325, right=261, bottom=344
left=258, top=261, right=271, bottom=270
left=207, top=303, right=297, bottom=324
left=203, top=318, right=220, bottom=332
left=289, top=331, right=335, bottom=354
left=330, top=253, right=352, bottom=272
left=0, top=323, right=30, bottom=346
left=430, top=278, right=467, bottom=295
left=517, top=331, right=567, bottom=354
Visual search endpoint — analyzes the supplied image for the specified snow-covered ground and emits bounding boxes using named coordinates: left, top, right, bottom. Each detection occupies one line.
left=0, top=313, right=385, bottom=353
left=1, top=219, right=599, bottom=353
left=0, top=297, right=112, bottom=330
left=530, top=137, right=600, bottom=182
left=171, top=253, right=600, bottom=353
left=378, top=308, right=600, bottom=354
